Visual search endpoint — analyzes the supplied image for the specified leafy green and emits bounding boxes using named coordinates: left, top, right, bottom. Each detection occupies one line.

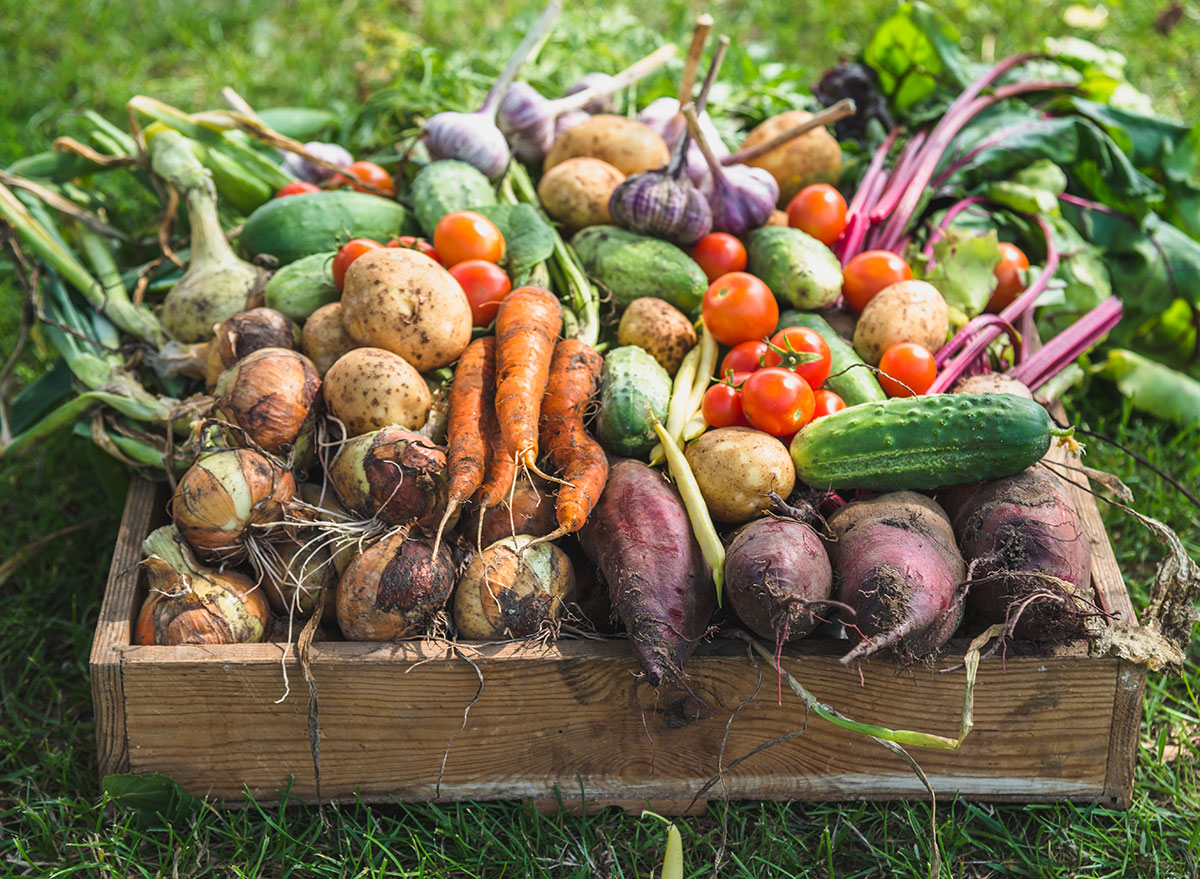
left=862, top=1, right=976, bottom=114
left=473, top=203, right=555, bottom=287
left=102, top=773, right=203, bottom=821
left=920, top=227, right=1002, bottom=317
left=1101, top=349, right=1200, bottom=429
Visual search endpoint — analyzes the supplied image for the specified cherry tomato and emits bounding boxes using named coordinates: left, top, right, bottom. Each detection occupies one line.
left=786, top=184, right=848, bottom=246
left=449, top=259, right=512, bottom=327
left=986, top=242, right=1031, bottom=313
left=387, top=235, right=441, bottom=264
left=720, top=341, right=769, bottom=379
left=842, top=250, right=913, bottom=313
left=763, top=326, right=832, bottom=390
left=701, top=382, right=751, bottom=428
left=701, top=272, right=779, bottom=347
left=811, top=389, right=847, bottom=419
left=877, top=342, right=937, bottom=397
left=275, top=181, right=321, bottom=198
left=434, top=210, right=506, bottom=267
left=331, top=238, right=383, bottom=290
left=334, top=160, right=395, bottom=197
left=690, top=233, right=748, bottom=283
left=741, top=367, right=815, bottom=436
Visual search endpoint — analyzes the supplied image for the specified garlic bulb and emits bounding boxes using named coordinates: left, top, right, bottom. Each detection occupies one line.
left=685, top=104, right=778, bottom=236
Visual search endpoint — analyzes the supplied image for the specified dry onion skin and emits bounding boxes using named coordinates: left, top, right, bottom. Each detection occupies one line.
left=336, top=530, right=457, bottom=640
left=134, top=525, right=269, bottom=645
left=213, top=347, right=322, bottom=455
left=453, top=535, right=575, bottom=640
left=170, top=448, right=297, bottom=565
left=261, top=538, right=338, bottom=618
left=204, top=307, right=301, bottom=387
left=327, top=425, right=450, bottom=528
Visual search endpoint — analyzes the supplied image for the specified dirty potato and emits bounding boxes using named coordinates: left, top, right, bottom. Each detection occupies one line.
left=617, top=297, right=698, bottom=376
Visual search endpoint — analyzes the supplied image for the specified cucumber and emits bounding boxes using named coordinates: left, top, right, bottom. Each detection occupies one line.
left=571, top=226, right=708, bottom=314
left=411, top=160, right=497, bottom=237
left=746, top=226, right=842, bottom=310
left=791, top=393, right=1063, bottom=491
left=777, top=310, right=886, bottom=405
left=596, top=346, right=672, bottom=456
left=238, top=191, right=415, bottom=265
left=264, top=251, right=339, bottom=321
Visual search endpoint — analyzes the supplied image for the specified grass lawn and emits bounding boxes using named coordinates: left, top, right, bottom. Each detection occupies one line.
left=1, top=1, right=1198, bottom=876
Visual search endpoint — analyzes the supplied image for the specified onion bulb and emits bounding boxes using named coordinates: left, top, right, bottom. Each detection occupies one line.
left=327, top=426, right=451, bottom=529
left=453, top=535, right=575, bottom=640
left=213, top=348, right=321, bottom=456
left=171, top=448, right=296, bottom=565
left=204, top=308, right=301, bottom=388
left=261, top=538, right=338, bottom=618
left=134, top=525, right=269, bottom=645
left=336, top=529, right=457, bottom=640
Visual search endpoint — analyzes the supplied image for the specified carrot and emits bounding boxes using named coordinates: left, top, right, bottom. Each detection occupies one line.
left=538, top=339, right=608, bottom=539
left=477, top=407, right=516, bottom=510
left=432, top=337, right=495, bottom=554
left=494, top=286, right=562, bottom=480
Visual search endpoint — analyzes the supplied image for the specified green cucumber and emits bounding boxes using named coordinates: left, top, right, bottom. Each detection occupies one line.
left=571, top=226, right=708, bottom=314
left=791, top=393, right=1067, bottom=491
left=411, top=160, right=497, bottom=237
left=596, top=346, right=672, bottom=456
left=777, top=310, right=886, bottom=405
left=238, top=190, right=414, bottom=265
left=263, top=251, right=339, bottom=321
left=746, top=226, right=842, bottom=310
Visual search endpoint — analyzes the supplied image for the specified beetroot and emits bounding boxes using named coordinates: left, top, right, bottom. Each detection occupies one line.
left=579, top=460, right=715, bottom=686
left=829, top=492, right=966, bottom=663
left=725, top=517, right=833, bottom=643
left=940, top=467, right=1094, bottom=639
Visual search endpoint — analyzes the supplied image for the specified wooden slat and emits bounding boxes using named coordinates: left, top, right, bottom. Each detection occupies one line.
left=89, top=477, right=160, bottom=777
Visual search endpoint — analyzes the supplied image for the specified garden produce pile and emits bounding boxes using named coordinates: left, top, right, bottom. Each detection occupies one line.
left=1, top=1, right=1197, bottom=689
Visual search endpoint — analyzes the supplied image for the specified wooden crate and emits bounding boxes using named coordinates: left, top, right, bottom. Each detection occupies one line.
left=91, top=463, right=1145, bottom=813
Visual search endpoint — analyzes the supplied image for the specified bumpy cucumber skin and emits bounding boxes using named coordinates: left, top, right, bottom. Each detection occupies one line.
left=746, top=226, right=843, bottom=310
left=264, top=251, right=339, bottom=320
left=411, top=160, right=497, bottom=237
left=239, top=191, right=414, bottom=265
left=791, top=394, right=1054, bottom=490
left=596, top=346, right=672, bottom=456
left=777, top=310, right=887, bottom=406
left=571, top=226, right=708, bottom=314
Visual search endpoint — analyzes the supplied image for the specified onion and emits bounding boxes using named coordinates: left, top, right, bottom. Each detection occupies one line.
left=204, top=308, right=301, bottom=388
left=213, top=348, right=321, bottom=456
left=171, top=448, right=296, bottom=565
left=326, top=426, right=450, bottom=529
left=336, top=530, right=457, bottom=640
left=134, top=525, right=269, bottom=645
left=260, top=538, right=338, bottom=618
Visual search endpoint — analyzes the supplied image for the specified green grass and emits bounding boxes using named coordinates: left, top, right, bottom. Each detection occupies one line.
left=1, top=1, right=1198, bottom=876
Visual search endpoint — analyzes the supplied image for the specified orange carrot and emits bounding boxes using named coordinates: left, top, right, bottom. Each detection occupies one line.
left=432, top=337, right=495, bottom=553
left=494, top=286, right=562, bottom=475
left=477, top=407, right=516, bottom=510
left=538, top=339, right=608, bottom=538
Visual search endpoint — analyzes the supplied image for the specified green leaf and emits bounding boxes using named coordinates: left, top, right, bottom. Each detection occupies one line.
left=1012, top=160, right=1068, bottom=197
left=102, top=773, right=203, bottom=820
left=473, top=203, right=555, bottom=287
left=862, top=1, right=975, bottom=113
left=985, top=181, right=1061, bottom=217
left=920, top=227, right=1002, bottom=318
left=1101, top=349, right=1200, bottom=429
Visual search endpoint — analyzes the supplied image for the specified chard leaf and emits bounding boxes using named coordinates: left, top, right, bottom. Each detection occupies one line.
left=986, top=181, right=1061, bottom=217
left=1101, top=349, right=1200, bottom=429
left=921, top=227, right=1002, bottom=318
left=862, top=1, right=976, bottom=113
left=473, top=203, right=555, bottom=287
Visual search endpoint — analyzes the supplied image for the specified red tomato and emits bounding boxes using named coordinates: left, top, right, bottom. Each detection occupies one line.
left=334, top=160, right=395, bottom=197
left=741, top=367, right=815, bottom=436
left=720, top=341, right=769, bottom=380
left=387, top=235, right=441, bottom=264
left=842, top=250, right=913, bottom=313
left=763, top=326, right=832, bottom=390
left=701, top=272, right=779, bottom=347
left=331, top=238, right=383, bottom=290
left=786, top=184, right=848, bottom=246
left=811, top=389, right=847, bottom=419
left=986, top=242, right=1031, bottom=312
left=449, top=259, right=512, bottom=327
left=690, top=233, right=748, bottom=283
left=878, top=342, right=937, bottom=397
left=701, top=382, right=750, bottom=428
left=434, top=210, right=506, bottom=267
left=275, top=181, right=321, bottom=198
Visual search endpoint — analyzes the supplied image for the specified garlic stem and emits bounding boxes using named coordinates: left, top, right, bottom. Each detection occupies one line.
left=479, top=0, right=563, bottom=116
left=667, top=35, right=729, bottom=177
left=723, top=98, right=856, bottom=166
left=677, top=13, right=714, bottom=105
left=552, top=44, right=677, bottom=116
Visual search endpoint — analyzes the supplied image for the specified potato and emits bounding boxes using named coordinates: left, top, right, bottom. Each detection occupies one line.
left=537, top=158, right=625, bottom=236
left=740, top=111, right=842, bottom=205
left=302, top=302, right=357, bottom=376
left=341, top=248, right=471, bottom=371
left=853, top=280, right=950, bottom=365
left=544, top=115, right=670, bottom=177
left=617, top=297, right=697, bottom=376
left=453, top=535, right=575, bottom=640
left=684, top=427, right=795, bottom=524
left=322, top=347, right=431, bottom=436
